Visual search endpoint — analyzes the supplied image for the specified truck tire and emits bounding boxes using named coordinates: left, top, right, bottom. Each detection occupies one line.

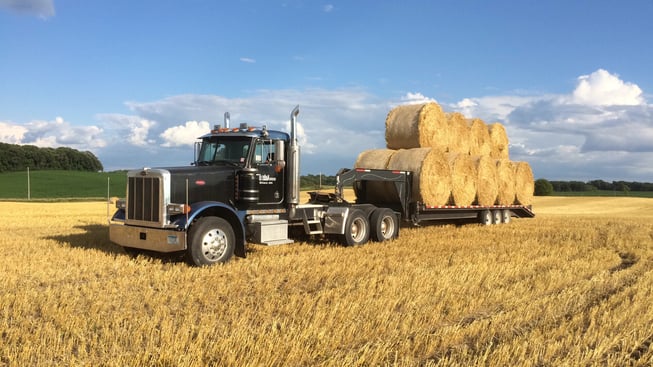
left=370, top=208, right=399, bottom=242
left=341, top=209, right=370, bottom=246
left=187, top=216, right=235, bottom=266
left=479, top=210, right=493, bottom=226
left=491, top=210, right=502, bottom=224
left=502, top=209, right=512, bottom=224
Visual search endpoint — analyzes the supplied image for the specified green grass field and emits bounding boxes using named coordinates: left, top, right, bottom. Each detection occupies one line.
left=0, top=170, right=127, bottom=200
left=2, top=170, right=652, bottom=200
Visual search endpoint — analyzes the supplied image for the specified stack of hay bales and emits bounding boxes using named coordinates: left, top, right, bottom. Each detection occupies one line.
left=354, top=102, right=534, bottom=206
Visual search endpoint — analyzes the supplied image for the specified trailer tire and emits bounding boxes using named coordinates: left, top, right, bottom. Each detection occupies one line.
left=341, top=209, right=370, bottom=246
left=492, top=210, right=502, bottom=224
left=187, top=216, right=235, bottom=266
left=370, top=208, right=399, bottom=242
left=479, top=210, right=493, bottom=226
left=502, top=209, right=512, bottom=224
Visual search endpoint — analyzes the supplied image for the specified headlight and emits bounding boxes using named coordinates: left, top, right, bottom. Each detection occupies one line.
left=115, top=199, right=126, bottom=210
left=167, top=203, right=191, bottom=215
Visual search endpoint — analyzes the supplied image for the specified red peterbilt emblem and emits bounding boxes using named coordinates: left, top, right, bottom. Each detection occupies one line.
left=195, top=180, right=206, bottom=186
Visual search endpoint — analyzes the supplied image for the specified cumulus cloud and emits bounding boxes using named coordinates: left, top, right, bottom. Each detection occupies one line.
left=449, top=69, right=653, bottom=180
left=399, top=92, right=436, bottom=105
left=0, top=0, right=55, bottom=18
left=96, top=113, right=156, bottom=147
left=570, top=69, right=644, bottom=106
left=3, top=117, right=106, bottom=149
left=0, top=121, right=27, bottom=144
left=160, top=120, right=210, bottom=147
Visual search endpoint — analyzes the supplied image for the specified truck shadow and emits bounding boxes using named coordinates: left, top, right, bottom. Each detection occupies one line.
left=46, top=224, right=125, bottom=255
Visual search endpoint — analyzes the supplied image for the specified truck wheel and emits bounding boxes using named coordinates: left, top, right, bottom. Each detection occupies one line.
left=502, top=209, right=512, bottom=224
left=187, top=217, right=235, bottom=266
left=341, top=209, right=370, bottom=246
left=491, top=210, right=502, bottom=224
left=370, top=208, right=399, bottom=242
left=479, top=210, right=493, bottom=226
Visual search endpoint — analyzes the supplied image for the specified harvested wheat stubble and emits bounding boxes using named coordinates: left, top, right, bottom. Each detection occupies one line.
left=472, top=155, right=499, bottom=206
left=354, top=149, right=396, bottom=170
left=385, top=102, right=448, bottom=150
left=512, top=161, right=534, bottom=205
left=446, top=152, right=476, bottom=206
left=488, top=123, right=510, bottom=160
left=387, top=148, right=452, bottom=206
left=495, top=159, right=516, bottom=205
left=446, top=112, right=472, bottom=155
left=468, top=118, right=492, bottom=157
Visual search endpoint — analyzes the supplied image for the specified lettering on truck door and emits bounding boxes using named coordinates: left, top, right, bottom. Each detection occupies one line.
left=253, top=139, right=284, bottom=204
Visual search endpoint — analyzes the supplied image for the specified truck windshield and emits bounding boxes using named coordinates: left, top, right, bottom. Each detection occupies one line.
left=197, top=137, right=251, bottom=166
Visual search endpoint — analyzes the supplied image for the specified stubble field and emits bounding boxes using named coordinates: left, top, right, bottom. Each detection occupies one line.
left=1, top=196, right=652, bottom=366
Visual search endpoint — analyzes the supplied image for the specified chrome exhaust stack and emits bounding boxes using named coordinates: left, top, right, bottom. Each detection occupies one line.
left=224, top=112, right=230, bottom=128
left=287, top=106, right=301, bottom=215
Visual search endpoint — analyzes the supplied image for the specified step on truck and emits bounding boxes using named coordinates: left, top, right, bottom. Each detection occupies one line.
left=109, top=106, right=534, bottom=266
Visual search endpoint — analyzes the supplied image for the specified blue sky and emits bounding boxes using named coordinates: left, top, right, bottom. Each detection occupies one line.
left=2, top=0, right=653, bottom=181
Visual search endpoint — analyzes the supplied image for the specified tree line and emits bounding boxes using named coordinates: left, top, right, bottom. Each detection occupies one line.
left=0, top=143, right=104, bottom=173
left=535, top=178, right=653, bottom=196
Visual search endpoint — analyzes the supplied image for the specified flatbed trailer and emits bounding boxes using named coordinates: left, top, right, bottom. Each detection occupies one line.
left=330, top=167, right=534, bottom=226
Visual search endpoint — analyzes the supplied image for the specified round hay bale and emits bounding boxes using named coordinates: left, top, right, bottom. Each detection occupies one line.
left=354, top=149, right=396, bottom=169
left=468, top=118, right=492, bottom=156
left=512, top=161, right=534, bottom=205
left=387, top=148, right=451, bottom=206
left=472, top=155, right=498, bottom=206
left=495, top=159, right=516, bottom=205
left=488, top=123, right=510, bottom=160
left=446, top=152, right=476, bottom=206
left=446, top=112, right=471, bottom=154
left=385, top=102, right=448, bottom=150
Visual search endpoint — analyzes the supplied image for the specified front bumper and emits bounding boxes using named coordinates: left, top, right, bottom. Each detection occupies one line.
left=109, top=222, right=186, bottom=253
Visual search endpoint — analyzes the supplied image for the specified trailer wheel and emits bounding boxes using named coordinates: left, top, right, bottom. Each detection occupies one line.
left=492, top=210, right=502, bottom=224
left=341, top=209, right=370, bottom=246
left=502, top=209, right=512, bottom=224
left=187, top=216, right=235, bottom=266
left=479, top=210, right=493, bottom=226
left=370, top=208, right=399, bottom=242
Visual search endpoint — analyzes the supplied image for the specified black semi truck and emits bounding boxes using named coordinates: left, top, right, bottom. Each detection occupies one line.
left=109, top=106, right=534, bottom=266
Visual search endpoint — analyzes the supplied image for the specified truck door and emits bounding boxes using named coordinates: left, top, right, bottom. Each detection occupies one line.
left=253, top=139, right=284, bottom=204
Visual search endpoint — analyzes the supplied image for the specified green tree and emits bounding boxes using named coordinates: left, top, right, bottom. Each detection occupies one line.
left=534, top=178, right=554, bottom=196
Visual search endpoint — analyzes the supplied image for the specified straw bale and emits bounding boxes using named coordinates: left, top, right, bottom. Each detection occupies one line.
left=472, top=155, right=498, bottom=206
left=488, top=123, right=510, bottom=160
left=387, top=148, right=451, bottom=206
left=354, top=149, right=396, bottom=169
left=385, top=102, right=448, bottom=150
left=446, top=112, right=471, bottom=154
left=512, top=161, right=534, bottom=205
left=468, top=118, right=492, bottom=156
left=446, top=153, right=476, bottom=206
left=495, top=159, right=516, bottom=205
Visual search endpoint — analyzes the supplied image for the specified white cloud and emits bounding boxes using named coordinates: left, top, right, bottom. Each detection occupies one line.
left=160, top=120, right=210, bottom=147
left=323, top=4, right=334, bottom=12
left=240, top=57, right=256, bottom=64
left=0, top=121, right=27, bottom=144
left=570, top=69, right=644, bottom=106
left=3, top=117, right=106, bottom=149
left=0, top=0, right=55, bottom=18
left=96, top=113, right=156, bottom=147
left=399, top=92, right=436, bottom=105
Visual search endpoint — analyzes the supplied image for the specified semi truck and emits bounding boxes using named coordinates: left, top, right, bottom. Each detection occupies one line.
left=109, top=106, right=534, bottom=266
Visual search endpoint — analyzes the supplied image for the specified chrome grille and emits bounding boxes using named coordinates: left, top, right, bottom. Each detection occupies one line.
left=127, top=176, right=161, bottom=222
